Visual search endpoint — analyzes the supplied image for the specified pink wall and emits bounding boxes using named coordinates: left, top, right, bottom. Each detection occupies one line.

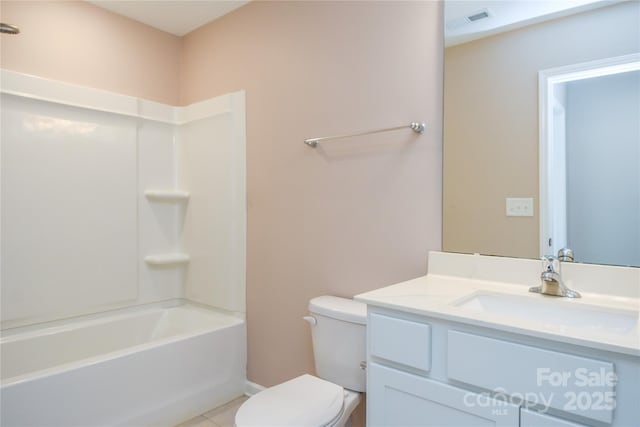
left=1, top=0, right=444, bottom=395
left=181, top=0, right=443, bottom=388
left=0, top=1, right=181, bottom=105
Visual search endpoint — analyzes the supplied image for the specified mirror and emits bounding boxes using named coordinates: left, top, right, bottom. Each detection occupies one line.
left=442, top=0, right=640, bottom=267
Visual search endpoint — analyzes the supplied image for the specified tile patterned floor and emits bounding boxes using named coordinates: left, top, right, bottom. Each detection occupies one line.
left=176, top=396, right=248, bottom=427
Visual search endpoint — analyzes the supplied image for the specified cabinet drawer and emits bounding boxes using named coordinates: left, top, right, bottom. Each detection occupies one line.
left=368, top=363, right=519, bottom=426
left=520, top=408, right=587, bottom=427
left=447, top=331, right=614, bottom=423
left=369, top=313, right=431, bottom=372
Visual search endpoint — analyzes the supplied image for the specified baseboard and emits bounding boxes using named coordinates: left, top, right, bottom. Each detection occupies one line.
left=244, top=380, right=266, bottom=396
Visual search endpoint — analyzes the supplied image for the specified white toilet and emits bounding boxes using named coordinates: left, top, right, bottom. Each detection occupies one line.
left=235, top=296, right=367, bottom=427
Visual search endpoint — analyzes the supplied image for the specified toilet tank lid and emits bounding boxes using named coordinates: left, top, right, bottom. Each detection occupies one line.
left=309, top=296, right=367, bottom=325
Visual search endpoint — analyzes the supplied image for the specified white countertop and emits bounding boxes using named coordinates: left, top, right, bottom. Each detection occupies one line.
left=355, top=273, right=640, bottom=357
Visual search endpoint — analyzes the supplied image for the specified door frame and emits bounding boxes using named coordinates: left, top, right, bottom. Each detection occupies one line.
left=538, top=52, right=640, bottom=257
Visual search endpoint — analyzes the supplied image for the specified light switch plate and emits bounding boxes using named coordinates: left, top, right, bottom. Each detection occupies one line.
left=506, top=197, right=534, bottom=217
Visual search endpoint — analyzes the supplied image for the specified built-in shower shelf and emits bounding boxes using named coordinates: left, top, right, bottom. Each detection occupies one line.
left=144, top=253, right=190, bottom=266
left=144, top=190, right=190, bottom=202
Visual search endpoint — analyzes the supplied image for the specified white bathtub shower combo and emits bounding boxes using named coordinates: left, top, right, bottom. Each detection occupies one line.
left=1, top=304, right=245, bottom=426
left=0, top=70, right=247, bottom=426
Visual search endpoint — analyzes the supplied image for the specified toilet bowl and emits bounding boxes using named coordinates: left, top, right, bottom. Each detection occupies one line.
left=235, top=374, right=361, bottom=427
left=235, top=296, right=367, bottom=427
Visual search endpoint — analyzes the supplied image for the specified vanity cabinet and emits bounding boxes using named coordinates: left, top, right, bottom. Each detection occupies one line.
left=366, top=308, right=638, bottom=427
left=369, top=363, right=519, bottom=426
left=520, top=408, right=585, bottom=427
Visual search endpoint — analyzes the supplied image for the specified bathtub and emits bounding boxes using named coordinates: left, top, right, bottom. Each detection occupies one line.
left=0, top=302, right=246, bottom=427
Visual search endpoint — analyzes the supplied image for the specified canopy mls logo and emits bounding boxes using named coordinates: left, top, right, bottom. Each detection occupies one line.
left=463, top=387, right=553, bottom=415
left=463, top=368, right=618, bottom=414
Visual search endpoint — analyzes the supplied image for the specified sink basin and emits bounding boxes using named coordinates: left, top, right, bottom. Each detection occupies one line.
left=453, top=292, right=639, bottom=336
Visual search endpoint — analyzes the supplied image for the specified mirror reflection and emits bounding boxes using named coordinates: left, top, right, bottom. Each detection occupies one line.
left=443, top=0, right=640, bottom=267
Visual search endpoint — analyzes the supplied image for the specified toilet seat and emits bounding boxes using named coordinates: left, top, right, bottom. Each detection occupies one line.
left=235, top=374, right=345, bottom=427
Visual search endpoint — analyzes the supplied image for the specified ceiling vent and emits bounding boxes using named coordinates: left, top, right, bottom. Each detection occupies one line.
left=467, top=9, right=491, bottom=22
left=446, top=8, right=493, bottom=30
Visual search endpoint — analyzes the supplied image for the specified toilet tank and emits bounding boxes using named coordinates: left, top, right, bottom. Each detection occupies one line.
left=307, top=296, right=367, bottom=392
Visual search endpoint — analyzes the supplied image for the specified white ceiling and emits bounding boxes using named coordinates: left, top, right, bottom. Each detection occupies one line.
left=445, top=0, right=620, bottom=47
left=86, top=0, right=250, bottom=36
left=87, top=0, right=617, bottom=41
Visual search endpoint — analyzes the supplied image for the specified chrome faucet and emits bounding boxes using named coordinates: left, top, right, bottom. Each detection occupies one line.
left=529, top=249, right=581, bottom=298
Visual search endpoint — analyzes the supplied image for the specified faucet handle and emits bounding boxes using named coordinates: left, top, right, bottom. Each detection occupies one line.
left=541, top=255, right=559, bottom=272
left=557, top=248, right=574, bottom=262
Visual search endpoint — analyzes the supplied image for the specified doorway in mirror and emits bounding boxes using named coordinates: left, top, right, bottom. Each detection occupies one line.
left=539, top=54, right=640, bottom=267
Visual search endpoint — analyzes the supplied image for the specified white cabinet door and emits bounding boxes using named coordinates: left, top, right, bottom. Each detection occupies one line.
left=368, top=363, right=519, bottom=427
left=447, top=331, right=614, bottom=424
left=520, top=408, right=588, bottom=427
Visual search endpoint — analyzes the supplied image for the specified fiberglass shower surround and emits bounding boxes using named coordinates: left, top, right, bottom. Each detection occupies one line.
left=0, top=69, right=247, bottom=426
left=1, top=70, right=246, bottom=325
